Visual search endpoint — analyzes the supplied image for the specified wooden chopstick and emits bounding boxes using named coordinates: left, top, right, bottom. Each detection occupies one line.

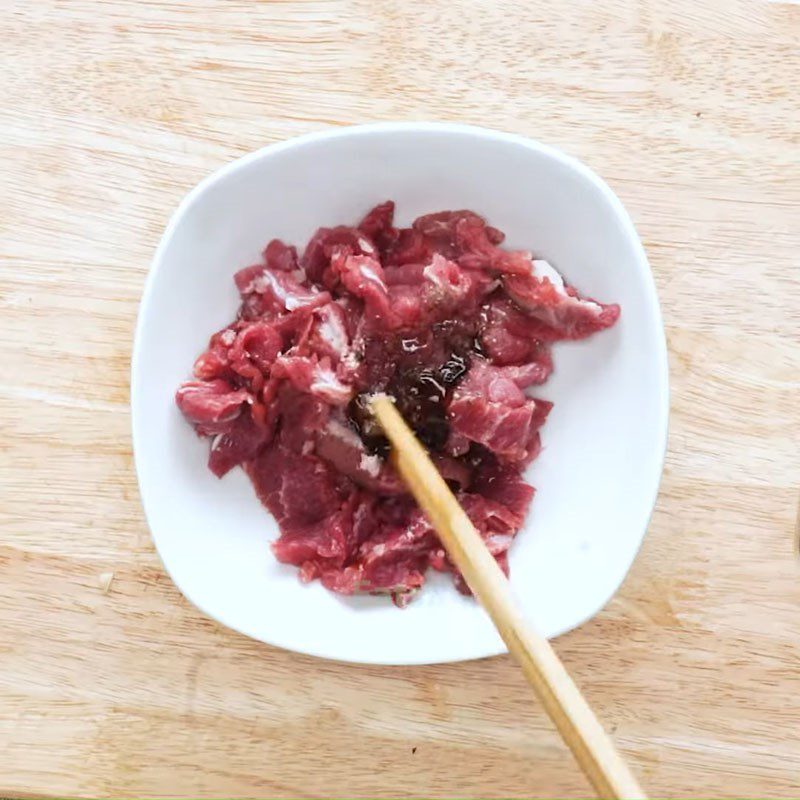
left=371, top=395, right=646, bottom=800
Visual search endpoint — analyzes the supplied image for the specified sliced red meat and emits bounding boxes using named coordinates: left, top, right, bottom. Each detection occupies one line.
left=321, top=509, right=435, bottom=603
left=272, top=514, right=351, bottom=568
left=504, top=259, right=620, bottom=339
left=331, top=251, right=398, bottom=326
left=453, top=214, right=497, bottom=268
left=479, top=296, right=556, bottom=367
left=421, top=253, right=475, bottom=313
left=445, top=429, right=471, bottom=457
left=386, top=255, right=494, bottom=325
left=499, top=361, right=553, bottom=389
left=271, top=491, right=362, bottom=573
left=459, top=493, right=520, bottom=539
left=431, top=453, right=473, bottom=490
left=430, top=491, right=524, bottom=594
left=276, top=388, right=330, bottom=453
left=272, top=354, right=354, bottom=406
left=208, top=407, right=275, bottom=477
left=315, top=416, right=404, bottom=494
left=453, top=216, right=532, bottom=277
left=448, top=400, right=536, bottom=462
left=387, top=210, right=513, bottom=276
left=358, top=201, right=398, bottom=254
left=234, top=264, right=330, bottom=317
left=352, top=495, right=379, bottom=548
left=306, top=302, right=351, bottom=361
left=412, top=209, right=490, bottom=259
left=470, top=454, right=535, bottom=523
left=225, top=321, right=283, bottom=390
left=233, top=263, right=267, bottom=296
left=246, top=443, right=342, bottom=526
left=386, top=285, right=426, bottom=329
left=177, top=203, right=621, bottom=605
left=384, top=262, right=426, bottom=286
left=302, top=226, right=379, bottom=286
left=384, top=227, right=432, bottom=266
left=356, top=334, right=400, bottom=391
left=192, top=325, right=240, bottom=381
left=263, top=239, right=299, bottom=272
left=447, top=360, right=549, bottom=461
left=175, top=379, right=250, bottom=431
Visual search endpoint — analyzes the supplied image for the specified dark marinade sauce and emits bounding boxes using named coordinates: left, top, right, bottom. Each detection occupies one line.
left=348, top=317, right=483, bottom=455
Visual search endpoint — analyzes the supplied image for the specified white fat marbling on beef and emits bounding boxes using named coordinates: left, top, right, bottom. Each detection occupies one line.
left=317, top=314, right=348, bottom=355
left=359, top=452, right=382, bottom=477
left=357, top=263, right=386, bottom=289
left=310, top=364, right=352, bottom=402
left=341, top=349, right=361, bottom=372
left=422, top=262, right=445, bottom=288
left=358, top=237, right=376, bottom=255
left=326, top=417, right=362, bottom=447
left=253, top=270, right=318, bottom=310
left=531, top=259, right=602, bottom=313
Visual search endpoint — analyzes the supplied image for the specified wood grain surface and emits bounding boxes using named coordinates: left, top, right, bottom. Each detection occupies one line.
left=1, top=0, right=799, bottom=797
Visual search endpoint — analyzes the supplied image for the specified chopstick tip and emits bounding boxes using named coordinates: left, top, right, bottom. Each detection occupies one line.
left=368, top=392, right=395, bottom=413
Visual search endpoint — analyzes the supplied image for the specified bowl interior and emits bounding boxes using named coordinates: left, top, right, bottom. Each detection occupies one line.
left=132, top=124, right=668, bottom=664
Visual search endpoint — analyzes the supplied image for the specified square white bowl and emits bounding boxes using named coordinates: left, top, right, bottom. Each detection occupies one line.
left=131, top=122, right=668, bottom=664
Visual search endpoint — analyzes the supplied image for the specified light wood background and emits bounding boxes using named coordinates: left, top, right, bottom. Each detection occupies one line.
left=2, top=0, right=799, bottom=797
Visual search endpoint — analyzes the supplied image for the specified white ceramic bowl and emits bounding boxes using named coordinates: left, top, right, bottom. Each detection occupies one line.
left=132, top=122, right=668, bottom=664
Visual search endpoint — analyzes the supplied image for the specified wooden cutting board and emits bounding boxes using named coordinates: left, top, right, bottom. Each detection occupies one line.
left=2, top=0, right=799, bottom=797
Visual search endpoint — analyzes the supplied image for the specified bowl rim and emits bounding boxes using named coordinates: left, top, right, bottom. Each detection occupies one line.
left=131, top=121, right=670, bottom=664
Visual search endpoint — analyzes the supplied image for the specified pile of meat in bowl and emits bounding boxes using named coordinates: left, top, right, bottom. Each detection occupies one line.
left=175, top=202, right=619, bottom=606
